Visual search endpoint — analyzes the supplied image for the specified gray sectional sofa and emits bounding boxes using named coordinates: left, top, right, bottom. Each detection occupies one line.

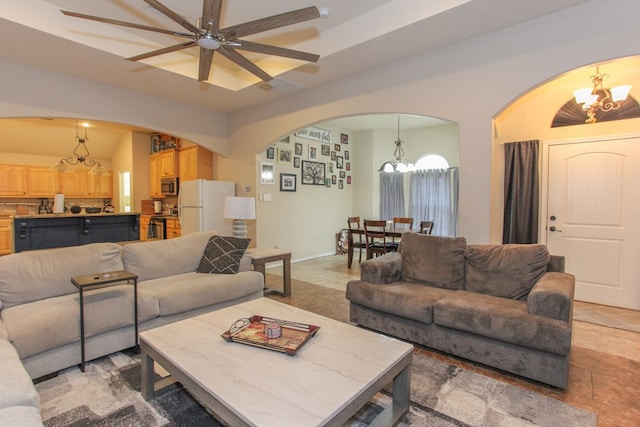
left=346, top=233, right=575, bottom=389
left=0, top=231, right=264, bottom=425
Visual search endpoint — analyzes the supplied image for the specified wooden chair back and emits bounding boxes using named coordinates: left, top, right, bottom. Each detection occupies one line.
left=364, top=219, right=389, bottom=259
left=420, top=221, right=434, bottom=235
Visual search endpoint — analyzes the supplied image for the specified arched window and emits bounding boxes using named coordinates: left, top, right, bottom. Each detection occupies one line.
left=414, top=154, right=449, bottom=170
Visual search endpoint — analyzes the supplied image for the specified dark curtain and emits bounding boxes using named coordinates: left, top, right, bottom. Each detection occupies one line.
left=503, top=140, right=539, bottom=243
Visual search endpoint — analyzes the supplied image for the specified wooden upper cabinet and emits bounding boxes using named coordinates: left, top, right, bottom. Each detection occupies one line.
left=156, top=150, right=177, bottom=178
left=27, top=167, right=59, bottom=197
left=58, top=169, right=88, bottom=197
left=179, top=146, right=213, bottom=181
left=0, top=165, right=28, bottom=196
left=87, top=173, right=113, bottom=197
left=149, top=155, right=163, bottom=198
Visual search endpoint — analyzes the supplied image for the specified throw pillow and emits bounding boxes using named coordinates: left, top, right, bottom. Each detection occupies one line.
left=197, top=236, right=250, bottom=274
left=464, top=244, right=550, bottom=300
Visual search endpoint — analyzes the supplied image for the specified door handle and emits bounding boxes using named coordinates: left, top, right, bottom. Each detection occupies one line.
left=549, top=226, right=563, bottom=232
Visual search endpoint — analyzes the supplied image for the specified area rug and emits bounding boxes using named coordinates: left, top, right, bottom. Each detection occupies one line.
left=36, top=350, right=596, bottom=427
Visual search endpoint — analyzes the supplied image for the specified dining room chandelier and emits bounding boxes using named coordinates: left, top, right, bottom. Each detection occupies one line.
left=573, top=66, right=631, bottom=124
left=379, top=115, right=415, bottom=173
left=52, top=121, right=109, bottom=175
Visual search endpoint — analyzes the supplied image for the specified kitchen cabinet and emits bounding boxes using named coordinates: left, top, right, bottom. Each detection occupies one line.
left=166, top=217, right=181, bottom=239
left=87, top=172, right=113, bottom=197
left=149, top=149, right=176, bottom=198
left=179, top=146, right=213, bottom=181
left=58, top=169, right=88, bottom=197
left=139, top=215, right=151, bottom=241
left=27, top=167, right=59, bottom=197
left=0, top=165, right=27, bottom=196
left=149, top=155, right=163, bottom=198
left=153, top=150, right=177, bottom=178
left=0, top=217, right=12, bottom=256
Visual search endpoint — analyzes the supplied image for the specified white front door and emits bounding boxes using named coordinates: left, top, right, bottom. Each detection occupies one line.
left=546, top=137, right=640, bottom=310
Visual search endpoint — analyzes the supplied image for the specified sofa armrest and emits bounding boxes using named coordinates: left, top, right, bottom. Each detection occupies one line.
left=360, top=252, right=402, bottom=284
left=547, top=255, right=565, bottom=272
left=527, top=272, right=575, bottom=323
left=238, top=255, right=251, bottom=272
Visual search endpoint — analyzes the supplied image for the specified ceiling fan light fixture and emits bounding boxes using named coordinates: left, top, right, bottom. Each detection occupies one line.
left=197, top=35, right=220, bottom=50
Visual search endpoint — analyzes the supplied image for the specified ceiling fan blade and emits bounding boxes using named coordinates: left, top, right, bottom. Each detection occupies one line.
left=217, top=48, right=273, bottom=82
left=201, top=0, right=223, bottom=33
left=60, top=10, right=193, bottom=38
left=143, top=0, right=202, bottom=34
left=127, top=40, right=197, bottom=61
left=220, top=6, right=320, bottom=39
left=234, top=40, right=319, bottom=63
left=198, top=48, right=215, bottom=81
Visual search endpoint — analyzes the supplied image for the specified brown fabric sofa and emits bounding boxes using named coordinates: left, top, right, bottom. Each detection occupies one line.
left=346, top=233, right=575, bottom=388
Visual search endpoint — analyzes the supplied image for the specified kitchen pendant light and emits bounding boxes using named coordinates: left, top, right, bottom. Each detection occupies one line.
left=52, top=121, right=110, bottom=175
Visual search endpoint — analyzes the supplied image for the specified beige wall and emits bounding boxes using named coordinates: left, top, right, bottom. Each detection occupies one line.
left=223, top=0, right=640, bottom=245
left=2, top=0, right=639, bottom=251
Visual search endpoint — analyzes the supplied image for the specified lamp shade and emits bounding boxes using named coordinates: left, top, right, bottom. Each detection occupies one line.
left=223, top=196, right=256, bottom=220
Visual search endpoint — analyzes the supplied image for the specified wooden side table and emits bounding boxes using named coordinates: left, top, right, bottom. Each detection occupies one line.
left=247, top=248, right=291, bottom=297
left=71, top=270, right=139, bottom=372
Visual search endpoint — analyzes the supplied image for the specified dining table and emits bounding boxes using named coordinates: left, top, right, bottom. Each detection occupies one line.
left=347, top=227, right=414, bottom=268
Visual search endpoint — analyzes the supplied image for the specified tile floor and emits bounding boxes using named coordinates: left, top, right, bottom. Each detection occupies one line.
left=265, top=254, right=640, bottom=427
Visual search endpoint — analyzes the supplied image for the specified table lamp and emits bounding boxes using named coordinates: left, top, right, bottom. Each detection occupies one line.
left=223, top=196, right=256, bottom=238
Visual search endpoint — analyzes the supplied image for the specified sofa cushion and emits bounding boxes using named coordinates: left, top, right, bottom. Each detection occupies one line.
left=464, top=244, right=550, bottom=300
left=0, top=243, right=124, bottom=308
left=139, top=271, right=264, bottom=316
left=0, top=406, right=43, bottom=427
left=2, top=286, right=159, bottom=359
left=122, top=232, right=214, bottom=282
left=434, top=290, right=571, bottom=355
left=197, top=236, right=250, bottom=274
left=346, top=280, right=455, bottom=324
left=398, top=233, right=467, bottom=290
left=0, top=339, right=40, bottom=410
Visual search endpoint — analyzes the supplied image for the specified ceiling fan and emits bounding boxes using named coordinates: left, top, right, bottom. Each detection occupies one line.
left=61, top=0, right=321, bottom=82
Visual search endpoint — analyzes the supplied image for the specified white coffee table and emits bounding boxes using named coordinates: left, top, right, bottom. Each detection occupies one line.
left=140, top=298, right=413, bottom=426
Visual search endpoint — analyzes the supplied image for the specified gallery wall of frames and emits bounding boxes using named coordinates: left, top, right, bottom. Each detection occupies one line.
left=259, top=125, right=352, bottom=192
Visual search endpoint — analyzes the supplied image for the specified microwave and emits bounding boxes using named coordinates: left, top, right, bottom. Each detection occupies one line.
left=161, top=177, right=179, bottom=196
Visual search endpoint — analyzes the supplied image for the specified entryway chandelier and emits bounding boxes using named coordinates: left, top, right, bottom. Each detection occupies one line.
left=52, top=121, right=109, bottom=175
left=379, top=115, right=415, bottom=173
left=573, top=66, right=631, bottom=124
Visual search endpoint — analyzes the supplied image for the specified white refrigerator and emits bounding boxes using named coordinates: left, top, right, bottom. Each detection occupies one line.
left=177, top=180, right=235, bottom=235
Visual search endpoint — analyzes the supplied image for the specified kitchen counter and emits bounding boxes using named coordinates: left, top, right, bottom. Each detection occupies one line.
left=13, top=213, right=140, bottom=253
left=13, top=212, right=141, bottom=219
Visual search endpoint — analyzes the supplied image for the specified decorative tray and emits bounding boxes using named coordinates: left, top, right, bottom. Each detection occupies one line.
left=221, top=315, right=320, bottom=356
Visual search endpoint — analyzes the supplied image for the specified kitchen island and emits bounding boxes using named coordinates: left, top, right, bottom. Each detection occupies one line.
left=13, top=213, right=140, bottom=253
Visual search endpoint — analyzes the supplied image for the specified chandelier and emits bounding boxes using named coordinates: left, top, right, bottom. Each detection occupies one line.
left=573, top=66, right=631, bottom=124
left=380, top=115, right=415, bottom=173
left=52, top=121, right=109, bottom=175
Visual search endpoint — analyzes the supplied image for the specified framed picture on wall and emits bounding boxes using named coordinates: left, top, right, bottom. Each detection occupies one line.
left=260, top=162, right=275, bottom=185
left=341, top=133, right=349, bottom=144
left=321, top=144, right=331, bottom=156
left=266, top=147, right=275, bottom=159
left=278, top=147, right=292, bottom=164
left=301, top=160, right=326, bottom=185
left=308, top=145, right=318, bottom=160
left=294, top=157, right=300, bottom=168
left=280, top=173, right=297, bottom=192
left=295, top=142, right=303, bottom=155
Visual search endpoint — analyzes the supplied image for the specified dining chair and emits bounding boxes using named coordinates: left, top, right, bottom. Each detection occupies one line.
left=364, top=220, right=394, bottom=259
left=347, top=216, right=367, bottom=266
left=390, top=217, right=414, bottom=251
left=419, top=221, right=434, bottom=235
